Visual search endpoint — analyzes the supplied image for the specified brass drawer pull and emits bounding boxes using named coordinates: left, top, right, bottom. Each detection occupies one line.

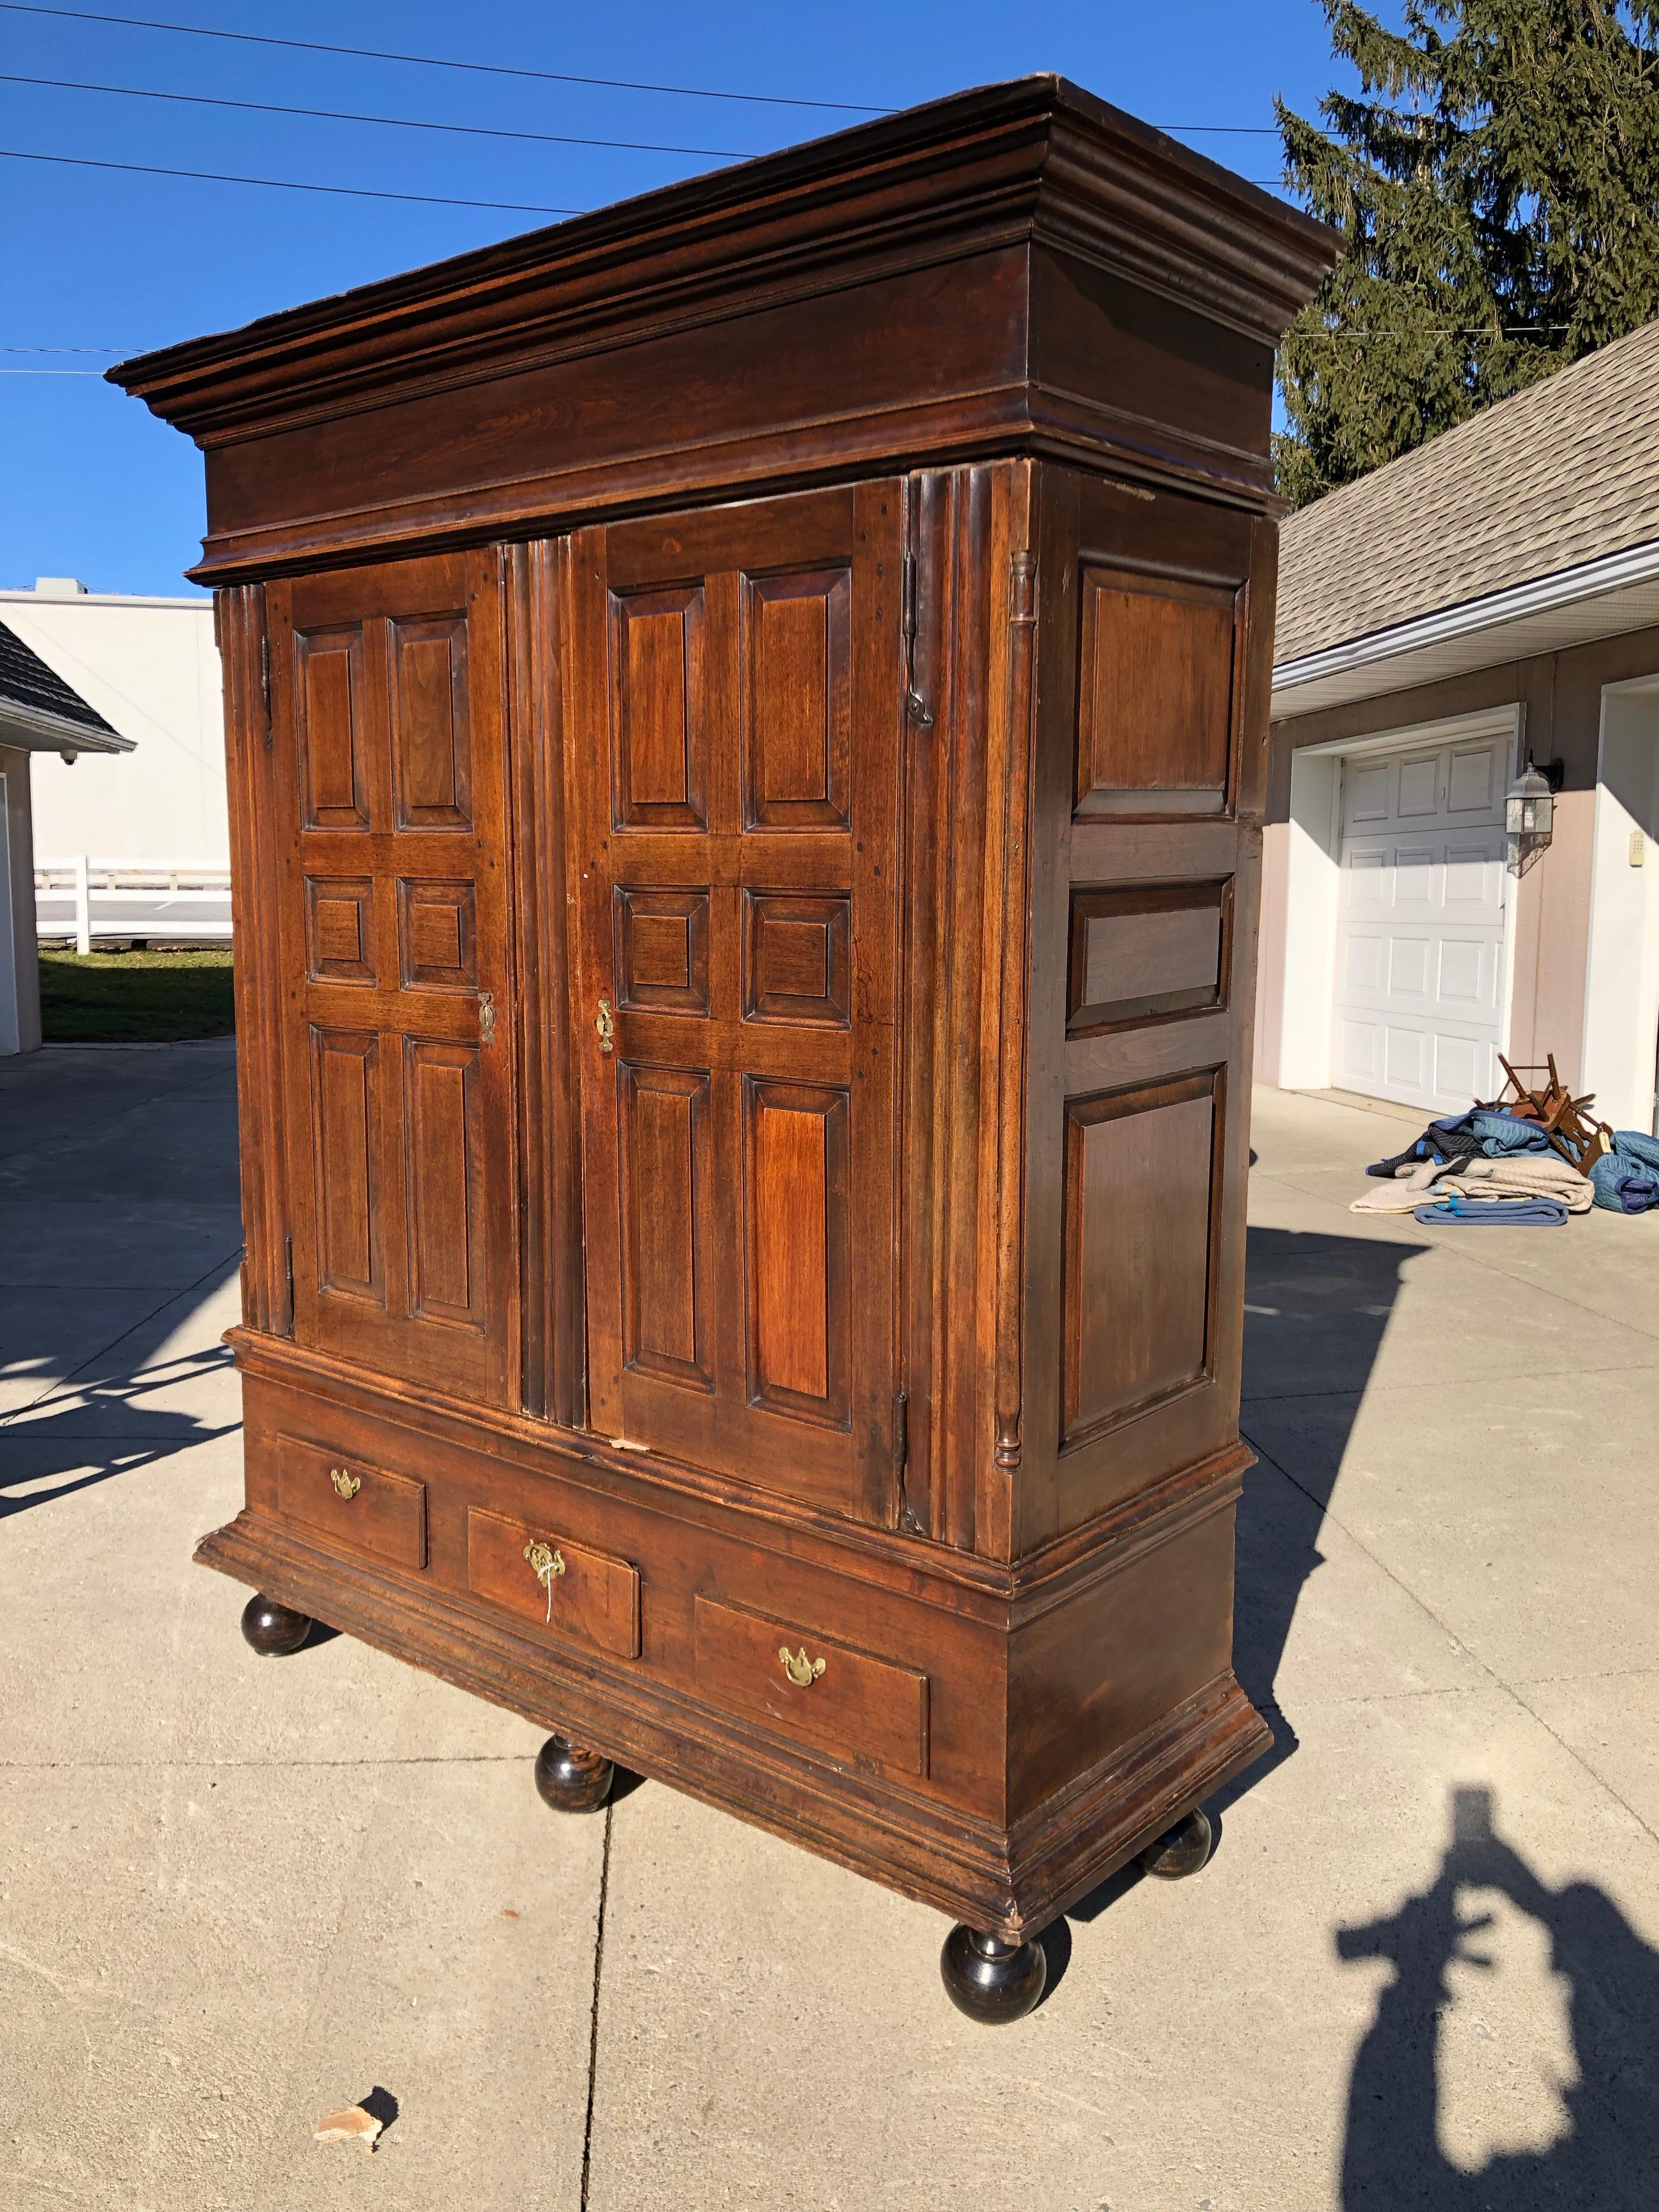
left=778, top=1644, right=826, bottom=1688
left=523, top=1539, right=566, bottom=1622
left=330, top=1468, right=361, bottom=1500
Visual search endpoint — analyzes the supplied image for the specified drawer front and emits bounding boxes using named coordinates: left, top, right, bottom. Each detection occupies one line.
left=693, top=1594, right=928, bottom=1778
left=274, top=1435, right=427, bottom=1571
left=467, top=1506, right=641, bottom=1661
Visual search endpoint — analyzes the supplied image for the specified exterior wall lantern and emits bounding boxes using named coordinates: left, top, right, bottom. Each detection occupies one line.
left=1506, top=756, right=1563, bottom=874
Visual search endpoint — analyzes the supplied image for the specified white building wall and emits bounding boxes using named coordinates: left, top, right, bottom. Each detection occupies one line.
left=0, top=587, right=225, bottom=867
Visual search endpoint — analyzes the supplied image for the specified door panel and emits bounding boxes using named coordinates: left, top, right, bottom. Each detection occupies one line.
left=570, top=484, right=902, bottom=1521
left=1332, top=736, right=1507, bottom=1114
left=269, top=549, right=515, bottom=1405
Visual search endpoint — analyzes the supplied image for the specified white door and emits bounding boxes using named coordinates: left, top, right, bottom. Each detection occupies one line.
left=1332, top=735, right=1509, bottom=1114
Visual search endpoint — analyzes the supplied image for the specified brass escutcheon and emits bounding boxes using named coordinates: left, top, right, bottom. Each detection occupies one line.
left=595, top=996, right=616, bottom=1055
left=330, top=1469, right=361, bottom=1500
left=478, top=989, right=496, bottom=1045
left=778, top=1645, right=826, bottom=1689
left=523, top=1539, right=566, bottom=1589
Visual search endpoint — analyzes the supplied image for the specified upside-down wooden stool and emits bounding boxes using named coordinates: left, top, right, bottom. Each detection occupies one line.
left=114, top=77, right=1335, bottom=2020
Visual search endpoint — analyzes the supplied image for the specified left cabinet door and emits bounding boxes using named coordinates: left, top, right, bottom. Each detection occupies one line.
left=268, top=550, right=517, bottom=1407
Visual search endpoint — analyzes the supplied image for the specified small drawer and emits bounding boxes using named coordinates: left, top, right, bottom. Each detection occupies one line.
left=466, top=1507, right=641, bottom=1661
left=693, top=1595, right=928, bottom=1778
left=274, top=1435, right=427, bottom=1571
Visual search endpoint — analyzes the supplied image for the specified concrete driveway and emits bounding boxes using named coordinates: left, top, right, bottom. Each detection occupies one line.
left=3, top=1045, right=1656, bottom=2210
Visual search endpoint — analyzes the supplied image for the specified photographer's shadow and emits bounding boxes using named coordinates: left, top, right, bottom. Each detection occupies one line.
left=1339, top=1785, right=1659, bottom=2209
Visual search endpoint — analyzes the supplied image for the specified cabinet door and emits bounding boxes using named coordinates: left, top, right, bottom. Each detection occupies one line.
left=568, top=486, right=903, bottom=1521
left=268, top=550, right=516, bottom=1406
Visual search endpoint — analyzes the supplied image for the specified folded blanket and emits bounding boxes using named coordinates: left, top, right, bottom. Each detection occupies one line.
left=1413, top=1195, right=1569, bottom=1227
left=1590, top=1129, right=1659, bottom=1213
left=1443, top=1155, right=1593, bottom=1210
left=1350, top=1153, right=1592, bottom=1216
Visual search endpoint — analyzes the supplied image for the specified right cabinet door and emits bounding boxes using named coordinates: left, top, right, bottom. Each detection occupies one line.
left=566, top=484, right=905, bottom=1524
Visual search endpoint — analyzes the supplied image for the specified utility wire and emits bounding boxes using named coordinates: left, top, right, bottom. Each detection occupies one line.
left=2, top=72, right=755, bottom=159
left=0, top=2, right=891, bottom=113
left=0, top=4, right=1288, bottom=133
left=0, top=145, right=581, bottom=211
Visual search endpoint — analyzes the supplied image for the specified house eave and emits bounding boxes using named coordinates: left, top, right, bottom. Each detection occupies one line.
left=0, top=700, right=135, bottom=755
left=1270, top=537, right=1659, bottom=721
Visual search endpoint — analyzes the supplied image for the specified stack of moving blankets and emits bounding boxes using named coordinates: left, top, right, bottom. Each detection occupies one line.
left=1353, top=1108, right=1659, bottom=1227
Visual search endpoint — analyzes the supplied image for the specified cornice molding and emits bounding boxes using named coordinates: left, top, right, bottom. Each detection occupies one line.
left=110, top=76, right=1334, bottom=448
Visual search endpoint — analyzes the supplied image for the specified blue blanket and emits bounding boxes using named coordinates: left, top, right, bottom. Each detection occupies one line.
left=1589, top=1128, right=1659, bottom=1214
left=1414, top=1195, right=1568, bottom=1227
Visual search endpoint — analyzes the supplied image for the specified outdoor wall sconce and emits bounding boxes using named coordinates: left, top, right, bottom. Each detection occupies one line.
left=1506, top=757, right=1562, bottom=873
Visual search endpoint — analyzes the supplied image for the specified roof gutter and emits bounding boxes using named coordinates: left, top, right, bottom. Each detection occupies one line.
left=0, top=699, right=136, bottom=755
left=1272, top=534, right=1659, bottom=699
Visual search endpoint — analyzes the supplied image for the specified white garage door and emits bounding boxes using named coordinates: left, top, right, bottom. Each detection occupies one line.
left=1333, top=733, right=1509, bottom=1115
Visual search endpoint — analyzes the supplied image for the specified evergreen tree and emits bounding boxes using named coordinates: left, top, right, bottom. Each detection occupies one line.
left=1276, top=0, right=1659, bottom=506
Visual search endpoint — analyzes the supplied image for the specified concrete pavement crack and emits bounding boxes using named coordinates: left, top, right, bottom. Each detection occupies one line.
left=580, top=1801, right=613, bottom=2212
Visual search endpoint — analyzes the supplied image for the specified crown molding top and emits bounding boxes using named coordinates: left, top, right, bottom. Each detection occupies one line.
left=109, top=76, right=1336, bottom=447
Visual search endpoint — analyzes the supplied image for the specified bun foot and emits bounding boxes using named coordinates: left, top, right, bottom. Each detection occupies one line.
left=1137, top=1807, right=1213, bottom=1879
left=939, top=1926, right=1047, bottom=2024
left=240, top=1592, right=312, bottom=1656
left=534, top=1735, right=614, bottom=1813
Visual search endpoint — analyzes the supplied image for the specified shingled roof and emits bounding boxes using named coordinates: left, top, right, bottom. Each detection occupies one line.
left=0, top=617, right=120, bottom=736
left=1276, top=316, right=1659, bottom=667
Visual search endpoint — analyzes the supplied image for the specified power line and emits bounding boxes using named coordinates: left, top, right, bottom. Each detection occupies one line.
left=0, top=5, right=1290, bottom=134
left=2, top=72, right=755, bottom=159
left=0, top=3, right=893, bottom=115
left=0, top=145, right=581, bottom=212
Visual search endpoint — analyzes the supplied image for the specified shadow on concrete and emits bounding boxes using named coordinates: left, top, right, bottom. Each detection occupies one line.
left=0, top=1263, right=242, bottom=1520
left=1338, top=1785, right=1659, bottom=2209
left=1224, top=1224, right=1427, bottom=1798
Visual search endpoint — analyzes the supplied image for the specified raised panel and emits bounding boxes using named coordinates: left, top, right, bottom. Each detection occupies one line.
left=742, top=566, right=850, bottom=829
left=1061, top=1071, right=1218, bottom=1447
left=1066, top=882, right=1228, bottom=1036
left=612, top=584, right=707, bottom=830
left=615, top=887, right=710, bottom=1014
left=311, top=1027, right=381, bottom=1302
left=1075, top=568, right=1235, bottom=817
left=390, top=613, right=472, bottom=829
left=745, top=1077, right=850, bottom=1427
left=404, top=1039, right=484, bottom=1326
left=296, top=626, right=366, bottom=830
left=304, top=875, right=375, bottom=985
left=1448, top=744, right=1498, bottom=813
left=743, top=890, right=851, bottom=1026
left=619, top=1063, right=713, bottom=1389
left=1396, top=754, right=1439, bottom=817
left=397, top=877, right=478, bottom=991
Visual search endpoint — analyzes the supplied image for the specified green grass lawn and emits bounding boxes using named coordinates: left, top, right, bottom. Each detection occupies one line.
left=38, top=947, right=236, bottom=1043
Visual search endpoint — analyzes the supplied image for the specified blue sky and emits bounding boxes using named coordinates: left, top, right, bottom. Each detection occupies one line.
left=3, top=0, right=1365, bottom=596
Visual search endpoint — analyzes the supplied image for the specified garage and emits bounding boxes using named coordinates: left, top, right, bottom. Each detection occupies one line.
left=1330, top=728, right=1510, bottom=1114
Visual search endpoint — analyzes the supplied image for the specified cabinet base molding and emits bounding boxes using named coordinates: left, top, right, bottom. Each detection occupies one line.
left=197, top=1502, right=1267, bottom=1938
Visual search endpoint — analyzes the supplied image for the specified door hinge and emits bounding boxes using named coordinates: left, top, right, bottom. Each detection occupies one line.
left=281, top=1235, right=294, bottom=1336
left=901, top=553, right=933, bottom=730
left=259, top=631, right=273, bottom=751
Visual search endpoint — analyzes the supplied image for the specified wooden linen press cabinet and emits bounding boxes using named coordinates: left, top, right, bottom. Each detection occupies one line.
left=115, top=78, right=1333, bottom=2021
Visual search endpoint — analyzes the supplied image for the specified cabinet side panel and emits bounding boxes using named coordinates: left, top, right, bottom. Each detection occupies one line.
left=1019, top=466, right=1271, bottom=1551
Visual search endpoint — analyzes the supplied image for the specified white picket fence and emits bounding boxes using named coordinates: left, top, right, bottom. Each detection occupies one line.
left=35, top=857, right=233, bottom=951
